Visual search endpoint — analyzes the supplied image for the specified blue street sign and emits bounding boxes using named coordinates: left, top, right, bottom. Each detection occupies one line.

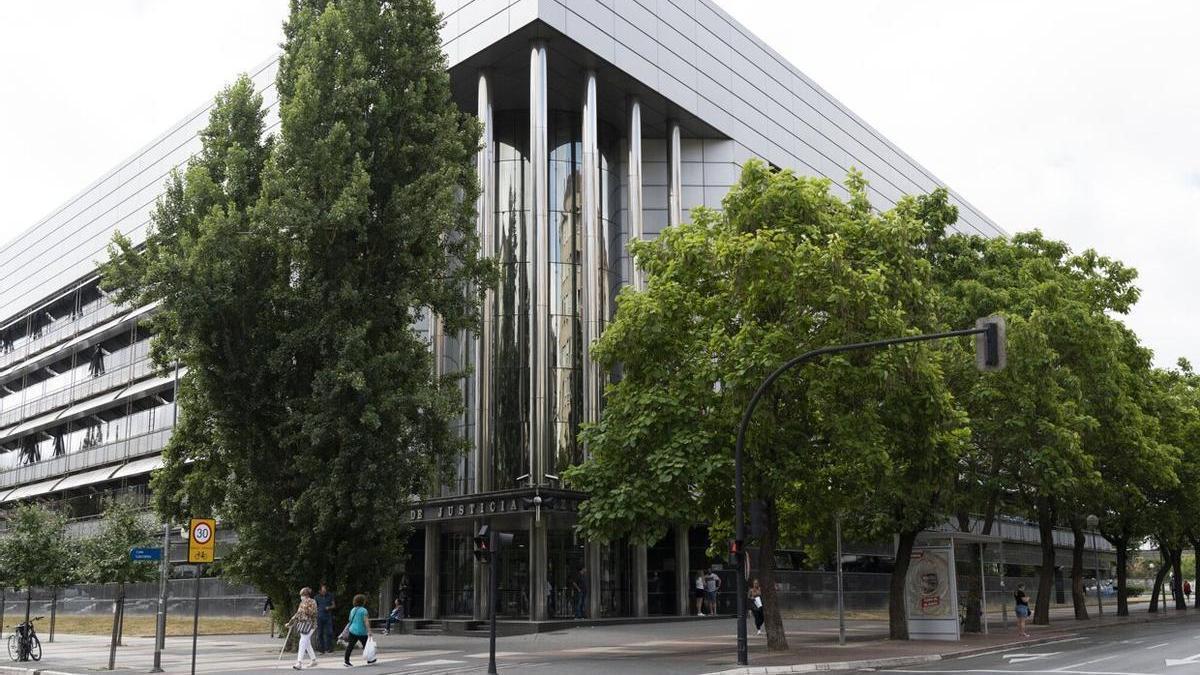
left=130, top=547, right=163, bottom=561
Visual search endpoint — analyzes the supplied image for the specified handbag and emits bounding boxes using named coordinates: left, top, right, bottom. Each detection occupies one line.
left=293, top=619, right=314, bottom=634
left=338, top=624, right=350, bottom=642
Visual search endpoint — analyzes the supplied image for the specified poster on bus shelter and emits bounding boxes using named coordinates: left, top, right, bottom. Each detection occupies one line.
left=904, top=545, right=960, bottom=640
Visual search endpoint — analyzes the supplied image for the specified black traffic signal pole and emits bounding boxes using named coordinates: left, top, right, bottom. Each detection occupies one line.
left=489, top=528, right=498, bottom=675
left=733, top=323, right=999, bottom=666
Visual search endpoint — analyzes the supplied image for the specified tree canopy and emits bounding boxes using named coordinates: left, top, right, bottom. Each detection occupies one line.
left=102, top=0, right=487, bottom=616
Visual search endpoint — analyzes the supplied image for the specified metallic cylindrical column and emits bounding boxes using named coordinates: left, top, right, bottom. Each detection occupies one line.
left=627, top=98, right=645, bottom=291
left=667, top=120, right=683, bottom=228
left=529, top=41, right=549, bottom=485
left=581, top=71, right=601, bottom=432
left=475, top=70, right=494, bottom=494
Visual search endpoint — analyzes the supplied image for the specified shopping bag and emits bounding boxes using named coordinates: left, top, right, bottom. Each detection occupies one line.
left=753, top=596, right=762, bottom=609
left=363, top=636, right=377, bottom=663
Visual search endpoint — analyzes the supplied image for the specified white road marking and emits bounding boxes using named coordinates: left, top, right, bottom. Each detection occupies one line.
left=1003, top=651, right=1061, bottom=663
left=1052, top=653, right=1121, bottom=670
left=883, top=669, right=1156, bottom=674
left=408, top=659, right=467, bottom=666
left=1165, top=651, right=1200, bottom=666
left=1145, top=641, right=1170, bottom=649
left=960, top=636, right=1086, bottom=659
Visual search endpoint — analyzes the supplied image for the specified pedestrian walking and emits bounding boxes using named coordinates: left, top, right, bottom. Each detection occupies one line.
left=343, top=594, right=375, bottom=667
left=1014, top=583, right=1031, bottom=638
left=385, top=598, right=403, bottom=635
left=694, top=571, right=706, bottom=616
left=315, top=583, right=336, bottom=654
left=572, top=567, right=589, bottom=619
left=1186, top=579, right=1192, bottom=600
left=749, top=579, right=765, bottom=635
left=704, top=569, right=722, bottom=616
left=287, top=587, right=318, bottom=670
left=264, top=596, right=276, bottom=637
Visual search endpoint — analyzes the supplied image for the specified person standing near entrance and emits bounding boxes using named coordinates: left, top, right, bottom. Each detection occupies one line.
left=573, top=568, right=589, bottom=619
left=694, top=571, right=706, bottom=616
left=1186, top=579, right=1193, bottom=601
left=314, top=583, right=336, bottom=654
left=1014, top=583, right=1031, bottom=638
left=704, top=569, right=722, bottom=616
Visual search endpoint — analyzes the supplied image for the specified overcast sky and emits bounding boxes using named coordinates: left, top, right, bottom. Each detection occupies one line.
left=2, top=1, right=1197, bottom=366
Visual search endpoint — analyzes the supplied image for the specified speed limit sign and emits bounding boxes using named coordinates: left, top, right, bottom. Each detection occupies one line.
left=188, top=518, right=216, bottom=563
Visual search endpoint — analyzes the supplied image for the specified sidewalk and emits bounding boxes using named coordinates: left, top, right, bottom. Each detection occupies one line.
left=712, top=602, right=1199, bottom=674
left=0, top=603, right=1194, bottom=675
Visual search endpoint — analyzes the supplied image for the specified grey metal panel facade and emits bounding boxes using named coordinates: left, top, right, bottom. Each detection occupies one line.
left=435, top=0, right=1003, bottom=237
left=0, top=60, right=280, bottom=325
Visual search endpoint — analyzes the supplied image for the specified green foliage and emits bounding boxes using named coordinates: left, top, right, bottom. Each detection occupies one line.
left=567, top=161, right=964, bottom=545
left=77, top=499, right=157, bottom=586
left=101, top=0, right=486, bottom=617
left=0, top=505, right=76, bottom=591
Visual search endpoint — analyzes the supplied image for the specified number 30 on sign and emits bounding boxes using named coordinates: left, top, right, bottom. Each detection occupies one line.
left=188, top=518, right=216, bottom=563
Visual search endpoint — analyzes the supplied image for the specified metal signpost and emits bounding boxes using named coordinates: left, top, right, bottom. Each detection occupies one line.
left=152, top=523, right=171, bottom=673
left=187, top=518, right=216, bottom=675
left=835, top=514, right=845, bottom=646
left=732, top=317, right=1006, bottom=665
left=474, top=525, right=513, bottom=675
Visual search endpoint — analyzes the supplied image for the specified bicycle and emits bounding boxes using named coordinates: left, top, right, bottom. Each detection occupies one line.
left=7, top=616, right=43, bottom=662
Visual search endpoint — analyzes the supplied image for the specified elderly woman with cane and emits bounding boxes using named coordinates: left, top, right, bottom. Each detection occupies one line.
left=286, top=587, right=319, bottom=669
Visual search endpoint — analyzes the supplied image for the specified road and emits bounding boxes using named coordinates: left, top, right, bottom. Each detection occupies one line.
left=882, top=615, right=1200, bottom=675
left=8, top=618, right=883, bottom=674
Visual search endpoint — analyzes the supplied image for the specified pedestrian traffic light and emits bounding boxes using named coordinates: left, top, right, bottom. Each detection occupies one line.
left=730, top=539, right=744, bottom=559
left=474, top=526, right=491, bottom=563
left=975, top=315, right=1006, bottom=372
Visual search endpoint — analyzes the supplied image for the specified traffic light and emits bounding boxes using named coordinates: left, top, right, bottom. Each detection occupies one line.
left=474, top=526, right=491, bottom=563
left=730, top=539, right=744, bottom=559
left=975, top=315, right=1006, bottom=372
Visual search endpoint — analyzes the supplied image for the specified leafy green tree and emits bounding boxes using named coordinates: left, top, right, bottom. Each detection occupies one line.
left=78, top=499, right=156, bottom=666
left=0, top=504, right=74, bottom=632
left=567, top=161, right=971, bottom=644
left=102, top=0, right=486, bottom=624
left=932, top=231, right=1139, bottom=625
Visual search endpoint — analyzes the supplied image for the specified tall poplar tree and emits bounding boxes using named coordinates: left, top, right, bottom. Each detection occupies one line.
left=103, top=0, right=486, bottom=618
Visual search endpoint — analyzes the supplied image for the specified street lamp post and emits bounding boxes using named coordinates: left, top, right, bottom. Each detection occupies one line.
left=732, top=318, right=1006, bottom=665
left=1086, top=514, right=1102, bottom=616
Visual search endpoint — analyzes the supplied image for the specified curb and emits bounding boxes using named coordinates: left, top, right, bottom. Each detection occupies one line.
left=705, top=654, right=943, bottom=674
left=0, top=667, right=76, bottom=675
left=707, top=611, right=1200, bottom=674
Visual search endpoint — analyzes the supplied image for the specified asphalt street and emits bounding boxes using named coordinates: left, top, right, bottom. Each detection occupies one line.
left=882, top=614, right=1200, bottom=675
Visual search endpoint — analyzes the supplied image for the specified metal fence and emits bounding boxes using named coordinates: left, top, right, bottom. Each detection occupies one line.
left=0, top=578, right=268, bottom=622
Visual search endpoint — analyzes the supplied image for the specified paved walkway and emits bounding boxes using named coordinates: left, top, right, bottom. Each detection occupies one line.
left=4, top=604, right=1196, bottom=674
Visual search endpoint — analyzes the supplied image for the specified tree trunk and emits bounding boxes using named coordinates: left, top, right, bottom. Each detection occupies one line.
left=889, top=529, right=919, bottom=640
left=1033, top=496, right=1056, bottom=625
left=957, top=511, right=982, bottom=633
left=1171, top=547, right=1186, bottom=610
left=1149, top=546, right=1169, bottom=612
left=0, top=588, right=6, bottom=639
left=1191, top=537, right=1200, bottom=610
left=758, top=498, right=788, bottom=651
left=1069, top=518, right=1089, bottom=620
left=1114, top=538, right=1129, bottom=616
left=108, top=584, right=124, bottom=670
left=116, top=592, right=126, bottom=646
left=49, top=589, right=57, bottom=643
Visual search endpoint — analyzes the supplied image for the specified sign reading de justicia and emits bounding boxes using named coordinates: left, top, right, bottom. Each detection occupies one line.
left=407, top=495, right=580, bottom=522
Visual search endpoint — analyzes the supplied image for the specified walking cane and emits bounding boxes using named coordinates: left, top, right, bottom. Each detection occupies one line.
left=276, top=626, right=293, bottom=669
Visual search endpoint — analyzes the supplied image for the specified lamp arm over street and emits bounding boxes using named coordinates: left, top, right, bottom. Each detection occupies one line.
left=733, top=319, right=1005, bottom=666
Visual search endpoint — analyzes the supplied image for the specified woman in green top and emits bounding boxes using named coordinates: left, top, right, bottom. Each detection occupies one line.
left=343, top=594, right=374, bottom=666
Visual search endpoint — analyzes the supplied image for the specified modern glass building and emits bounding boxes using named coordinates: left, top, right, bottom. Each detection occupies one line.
left=6, top=0, right=1110, bottom=628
